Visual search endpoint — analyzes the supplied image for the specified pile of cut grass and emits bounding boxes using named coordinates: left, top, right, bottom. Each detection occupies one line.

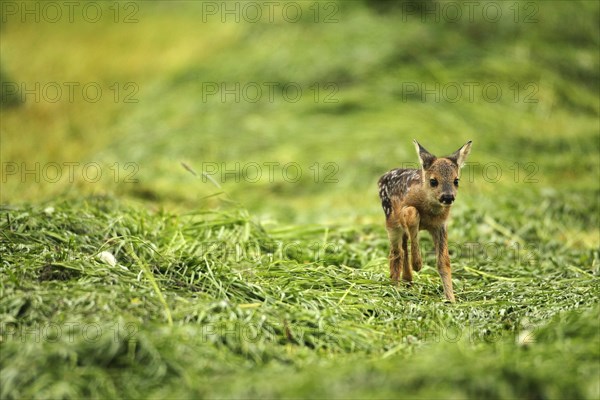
left=1, top=196, right=598, bottom=398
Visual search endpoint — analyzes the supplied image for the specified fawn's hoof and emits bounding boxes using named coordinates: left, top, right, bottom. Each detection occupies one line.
left=401, top=276, right=413, bottom=286
left=443, top=295, right=456, bottom=303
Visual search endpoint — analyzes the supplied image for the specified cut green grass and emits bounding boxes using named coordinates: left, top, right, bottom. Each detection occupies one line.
left=1, top=194, right=598, bottom=398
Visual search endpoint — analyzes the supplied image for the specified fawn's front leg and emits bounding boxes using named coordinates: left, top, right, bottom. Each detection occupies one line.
left=401, top=206, right=422, bottom=272
left=386, top=226, right=404, bottom=283
left=431, top=225, right=455, bottom=303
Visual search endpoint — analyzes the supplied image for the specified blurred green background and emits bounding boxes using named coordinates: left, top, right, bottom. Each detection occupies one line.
left=2, top=0, right=598, bottom=230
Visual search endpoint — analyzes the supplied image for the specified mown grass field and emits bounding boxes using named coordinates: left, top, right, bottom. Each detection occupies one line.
left=1, top=1, right=599, bottom=398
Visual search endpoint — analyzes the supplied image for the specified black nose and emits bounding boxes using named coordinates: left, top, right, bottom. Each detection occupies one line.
left=440, top=194, right=455, bottom=205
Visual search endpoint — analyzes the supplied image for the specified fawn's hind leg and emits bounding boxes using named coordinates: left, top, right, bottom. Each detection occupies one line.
left=386, top=226, right=404, bottom=283
left=402, top=206, right=422, bottom=272
left=401, top=233, right=412, bottom=283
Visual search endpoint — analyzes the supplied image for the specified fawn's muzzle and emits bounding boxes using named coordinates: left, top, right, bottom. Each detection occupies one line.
left=440, top=194, right=455, bottom=205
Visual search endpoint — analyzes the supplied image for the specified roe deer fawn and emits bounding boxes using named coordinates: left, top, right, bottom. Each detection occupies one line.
left=378, top=140, right=472, bottom=302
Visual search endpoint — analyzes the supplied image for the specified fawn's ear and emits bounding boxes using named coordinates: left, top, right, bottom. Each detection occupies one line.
left=413, top=139, right=436, bottom=169
left=447, top=140, right=472, bottom=169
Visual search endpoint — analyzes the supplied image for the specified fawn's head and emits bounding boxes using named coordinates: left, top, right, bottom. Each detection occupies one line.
left=414, top=140, right=472, bottom=207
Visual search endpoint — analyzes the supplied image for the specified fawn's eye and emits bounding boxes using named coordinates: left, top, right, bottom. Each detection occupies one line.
left=429, top=178, right=438, bottom=187
left=454, top=178, right=459, bottom=187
